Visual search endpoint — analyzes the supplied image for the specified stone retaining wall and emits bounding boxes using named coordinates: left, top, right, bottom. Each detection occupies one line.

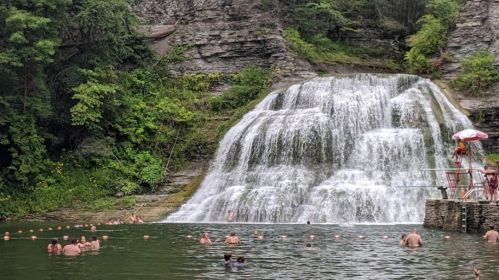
left=424, top=199, right=499, bottom=233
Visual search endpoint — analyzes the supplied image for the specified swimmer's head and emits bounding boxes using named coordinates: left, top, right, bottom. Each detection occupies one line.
left=230, top=231, right=236, bottom=236
left=237, top=256, right=245, bottom=263
left=307, top=221, right=310, bottom=224
left=91, top=235, right=98, bottom=241
left=401, top=234, right=407, bottom=240
left=51, top=237, right=58, bottom=245
left=306, top=243, right=311, bottom=247
left=202, top=232, right=208, bottom=238
left=490, top=225, right=495, bottom=230
left=71, top=237, right=78, bottom=244
left=224, top=253, right=232, bottom=261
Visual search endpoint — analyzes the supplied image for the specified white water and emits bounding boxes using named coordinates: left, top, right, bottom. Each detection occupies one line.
left=164, top=74, right=484, bottom=223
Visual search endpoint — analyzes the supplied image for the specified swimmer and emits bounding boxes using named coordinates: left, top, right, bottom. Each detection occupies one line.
left=90, top=235, right=100, bottom=250
left=405, top=229, right=423, bottom=247
left=78, top=236, right=91, bottom=249
left=129, top=213, right=137, bottom=224
left=483, top=225, right=499, bottom=243
left=306, top=243, right=312, bottom=248
left=62, top=237, right=81, bottom=255
left=399, top=234, right=407, bottom=245
left=47, top=237, right=62, bottom=252
left=224, top=231, right=241, bottom=245
left=200, top=232, right=211, bottom=244
left=90, top=226, right=97, bottom=232
left=227, top=210, right=234, bottom=222
left=223, top=253, right=233, bottom=266
left=307, top=221, right=310, bottom=225
left=253, top=230, right=258, bottom=236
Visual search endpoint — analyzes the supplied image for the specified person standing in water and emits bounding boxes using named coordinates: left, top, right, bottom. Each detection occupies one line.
left=62, top=238, right=81, bottom=255
left=482, top=225, right=499, bottom=243
left=47, top=237, right=62, bottom=252
left=405, top=229, right=423, bottom=247
left=227, top=210, right=234, bottom=222
left=399, top=234, right=407, bottom=245
left=224, top=232, right=241, bottom=244
left=90, top=235, right=100, bottom=250
left=200, top=232, right=211, bottom=244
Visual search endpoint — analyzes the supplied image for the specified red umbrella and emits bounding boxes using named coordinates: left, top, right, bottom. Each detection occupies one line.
left=451, top=129, right=488, bottom=142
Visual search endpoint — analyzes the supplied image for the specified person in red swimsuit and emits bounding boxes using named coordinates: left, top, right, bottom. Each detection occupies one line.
left=480, top=166, right=498, bottom=204
left=47, top=237, right=62, bottom=252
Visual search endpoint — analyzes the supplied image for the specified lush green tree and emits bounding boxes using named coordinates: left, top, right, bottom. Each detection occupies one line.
left=292, top=0, right=358, bottom=40
left=404, top=0, right=462, bottom=73
left=453, top=50, right=499, bottom=95
left=0, top=0, right=70, bottom=187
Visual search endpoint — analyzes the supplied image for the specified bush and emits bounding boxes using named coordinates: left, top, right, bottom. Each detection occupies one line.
left=453, top=50, right=499, bottom=95
left=210, top=65, right=272, bottom=111
left=283, top=28, right=319, bottom=61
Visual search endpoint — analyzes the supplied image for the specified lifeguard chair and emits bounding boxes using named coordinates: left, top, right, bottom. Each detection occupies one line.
left=445, top=129, right=488, bottom=198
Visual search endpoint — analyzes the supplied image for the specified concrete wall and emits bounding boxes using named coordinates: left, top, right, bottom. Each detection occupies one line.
left=424, top=199, right=499, bottom=233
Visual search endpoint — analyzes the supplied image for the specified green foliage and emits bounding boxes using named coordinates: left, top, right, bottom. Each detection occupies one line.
left=283, top=28, right=319, bottom=61
left=262, top=0, right=271, bottom=11
left=404, top=0, right=463, bottom=73
left=0, top=0, right=273, bottom=219
left=453, top=50, right=499, bottom=95
left=210, top=65, right=272, bottom=111
left=292, top=0, right=358, bottom=39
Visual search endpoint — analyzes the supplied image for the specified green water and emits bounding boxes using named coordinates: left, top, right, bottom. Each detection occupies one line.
left=1, top=222, right=498, bottom=279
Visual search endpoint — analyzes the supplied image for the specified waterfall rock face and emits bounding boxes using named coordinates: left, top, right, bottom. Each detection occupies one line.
left=444, top=0, right=499, bottom=74
left=443, top=0, right=499, bottom=153
left=164, top=74, right=483, bottom=224
left=131, top=0, right=314, bottom=81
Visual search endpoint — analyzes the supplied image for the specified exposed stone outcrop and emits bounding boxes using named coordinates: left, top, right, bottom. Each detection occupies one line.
left=424, top=199, right=499, bottom=233
left=131, top=0, right=315, bottom=83
left=460, top=94, right=499, bottom=153
left=443, top=0, right=499, bottom=153
left=444, top=0, right=499, bottom=74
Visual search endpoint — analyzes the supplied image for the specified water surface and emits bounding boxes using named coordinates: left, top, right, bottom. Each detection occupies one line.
left=1, top=223, right=497, bottom=279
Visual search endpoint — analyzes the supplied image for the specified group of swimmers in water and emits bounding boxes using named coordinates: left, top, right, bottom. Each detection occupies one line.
left=106, top=213, right=144, bottom=225
left=47, top=235, right=99, bottom=255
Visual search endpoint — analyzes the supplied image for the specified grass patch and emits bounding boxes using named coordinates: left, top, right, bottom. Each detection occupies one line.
left=486, top=153, right=499, bottom=167
left=283, top=28, right=401, bottom=71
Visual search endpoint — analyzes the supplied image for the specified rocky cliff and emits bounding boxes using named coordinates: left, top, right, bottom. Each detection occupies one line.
left=132, top=0, right=315, bottom=84
left=444, top=0, right=499, bottom=153
left=444, top=0, right=499, bottom=74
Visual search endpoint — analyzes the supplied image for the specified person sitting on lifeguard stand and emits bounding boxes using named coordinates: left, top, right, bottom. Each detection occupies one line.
left=451, top=139, right=466, bottom=161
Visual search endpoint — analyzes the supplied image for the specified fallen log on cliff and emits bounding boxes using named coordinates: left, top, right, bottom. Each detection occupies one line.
left=147, top=20, right=179, bottom=40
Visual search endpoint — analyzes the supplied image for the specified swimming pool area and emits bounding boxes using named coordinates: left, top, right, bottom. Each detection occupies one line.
left=1, top=222, right=497, bottom=279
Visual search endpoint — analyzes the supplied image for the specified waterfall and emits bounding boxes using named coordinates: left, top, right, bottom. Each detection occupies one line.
left=164, top=74, right=484, bottom=223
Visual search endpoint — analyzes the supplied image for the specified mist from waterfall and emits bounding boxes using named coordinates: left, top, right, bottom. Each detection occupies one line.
left=164, top=74, right=484, bottom=223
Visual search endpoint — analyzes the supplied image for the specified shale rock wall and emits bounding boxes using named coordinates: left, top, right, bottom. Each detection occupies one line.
left=444, top=0, right=499, bottom=74
left=444, top=0, right=499, bottom=153
left=131, top=0, right=314, bottom=82
left=424, top=199, right=499, bottom=233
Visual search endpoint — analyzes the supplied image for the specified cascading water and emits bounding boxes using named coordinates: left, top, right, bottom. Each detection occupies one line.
left=164, top=74, right=484, bottom=223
